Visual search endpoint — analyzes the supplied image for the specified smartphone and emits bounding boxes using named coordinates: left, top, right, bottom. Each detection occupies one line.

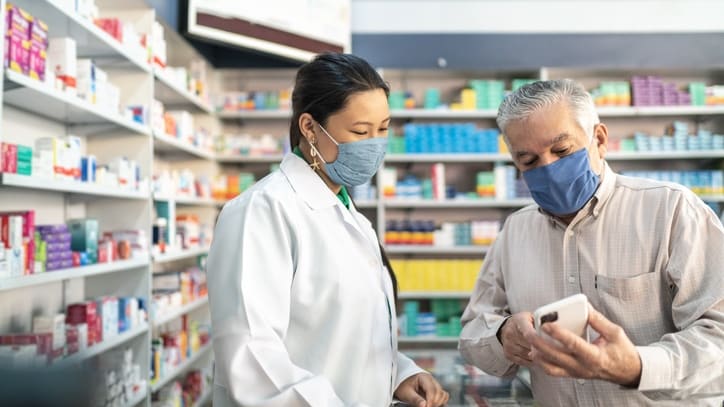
left=533, top=293, right=589, bottom=342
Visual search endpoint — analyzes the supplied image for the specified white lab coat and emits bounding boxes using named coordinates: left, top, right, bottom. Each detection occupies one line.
left=207, top=153, right=424, bottom=407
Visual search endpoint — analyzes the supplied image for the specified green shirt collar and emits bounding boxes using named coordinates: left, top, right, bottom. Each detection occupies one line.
left=292, top=147, right=350, bottom=209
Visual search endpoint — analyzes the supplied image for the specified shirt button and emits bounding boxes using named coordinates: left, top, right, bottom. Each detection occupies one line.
left=568, top=276, right=576, bottom=283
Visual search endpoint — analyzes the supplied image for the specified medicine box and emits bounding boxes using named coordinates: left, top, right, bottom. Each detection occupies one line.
left=68, top=218, right=99, bottom=263
left=32, top=314, right=66, bottom=350
left=66, top=301, right=99, bottom=346
left=5, top=4, right=31, bottom=75
left=47, top=37, right=77, bottom=93
left=1, top=143, right=17, bottom=173
left=28, top=17, right=48, bottom=81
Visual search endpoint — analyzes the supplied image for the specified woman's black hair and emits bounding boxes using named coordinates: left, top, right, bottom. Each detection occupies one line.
left=290, top=53, right=397, bottom=301
left=289, top=52, right=390, bottom=148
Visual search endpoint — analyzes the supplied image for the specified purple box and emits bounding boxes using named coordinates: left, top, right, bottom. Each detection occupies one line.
left=45, top=261, right=62, bottom=271
left=60, top=259, right=73, bottom=269
left=46, top=251, right=72, bottom=262
left=5, top=5, right=31, bottom=74
left=36, top=225, right=68, bottom=234
left=28, top=18, right=47, bottom=81
left=41, top=232, right=72, bottom=244
left=46, top=242, right=70, bottom=252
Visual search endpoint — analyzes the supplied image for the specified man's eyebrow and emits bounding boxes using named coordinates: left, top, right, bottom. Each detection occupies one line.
left=514, top=133, right=572, bottom=157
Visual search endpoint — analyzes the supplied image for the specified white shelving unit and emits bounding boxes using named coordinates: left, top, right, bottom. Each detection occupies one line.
left=385, top=150, right=724, bottom=163
left=58, top=323, right=149, bottom=367
left=1, top=173, right=150, bottom=199
left=124, top=389, right=150, bottom=407
left=218, top=110, right=291, bottom=119
left=154, top=194, right=224, bottom=207
left=398, top=336, right=459, bottom=344
left=153, top=132, right=216, bottom=160
left=0, top=258, right=149, bottom=292
left=153, top=296, right=209, bottom=327
left=3, top=69, right=151, bottom=136
left=385, top=153, right=511, bottom=163
left=386, top=245, right=488, bottom=255
left=399, top=291, right=472, bottom=299
left=152, top=247, right=210, bottom=264
left=150, top=343, right=213, bottom=393
left=383, top=198, right=534, bottom=208
left=153, top=68, right=213, bottom=113
left=216, top=154, right=285, bottom=164
left=391, top=108, right=498, bottom=119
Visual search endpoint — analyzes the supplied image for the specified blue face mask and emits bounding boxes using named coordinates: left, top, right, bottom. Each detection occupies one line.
left=522, top=147, right=600, bottom=216
left=310, top=123, right=388, bottom=187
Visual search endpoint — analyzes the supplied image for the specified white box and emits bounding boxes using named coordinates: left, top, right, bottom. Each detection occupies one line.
left=47, top=38, right=77, bottom=94
left=77, top=323, right=88, bottom=350
left=66, top=136, right=82, bottom=181
left=168, top=111, right=194, bottom=141
left=0, top=249, right=8, bottom=279
left=33, top=314, right=67, bottom=350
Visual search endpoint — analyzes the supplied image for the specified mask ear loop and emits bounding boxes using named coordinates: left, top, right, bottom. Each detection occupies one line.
left=308, top=121, right=339, bottom=170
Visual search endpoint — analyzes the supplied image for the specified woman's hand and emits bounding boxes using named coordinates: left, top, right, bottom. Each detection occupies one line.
left=394, top=373, right=449, bottom=407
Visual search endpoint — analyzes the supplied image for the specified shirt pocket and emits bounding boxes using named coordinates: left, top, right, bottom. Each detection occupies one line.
left=595, top=272, right=675, bottom=345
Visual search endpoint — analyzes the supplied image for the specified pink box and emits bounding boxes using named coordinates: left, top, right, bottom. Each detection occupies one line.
left=28, top=17, right=48, bottom=81
left=5, top=4, right=31, bottom=74
left=1, top=143, right=17, bottom=173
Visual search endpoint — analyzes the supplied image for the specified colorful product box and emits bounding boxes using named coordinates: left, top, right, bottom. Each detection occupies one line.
left=1, top=212, right=35, bottom=275
left=32, top=314, right=66, bottom=351
left=97, top=296, right=118, bottom=340
left=28, top=17, right=48, bottom=81
left=5, top=4, right=32, bottom=75
left=68, top=219, right=98, bottom=264
left=66, top=301, right=99, bottom=346
left=47, top=37, right=77, bottom=93
left=81, top=156, right=96, bottom=182
left=1, top=143, right=17, bottom=173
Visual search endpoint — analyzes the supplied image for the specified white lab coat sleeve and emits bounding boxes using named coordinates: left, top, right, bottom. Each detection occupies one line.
left=207, top=192, right=353, bottom=407
left=458, top=227, right=518, bottom=377
left=394, top=351, right=426, bottom=391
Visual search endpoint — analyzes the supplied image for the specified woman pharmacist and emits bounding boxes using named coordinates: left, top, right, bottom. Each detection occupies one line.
left=207, top=53, right=449, bottom=407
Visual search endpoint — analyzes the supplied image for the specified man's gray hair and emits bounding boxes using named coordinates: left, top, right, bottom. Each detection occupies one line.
left=497, top=79, right=599, bottom=140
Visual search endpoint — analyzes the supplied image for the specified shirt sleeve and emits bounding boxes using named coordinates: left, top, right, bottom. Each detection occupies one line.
left=458, top=227, right=519, bottom=377
left=207, top=193, right=354, bottom=407
left=636, top=195, right=724, bottom=399
left=394, top=352, right=426, bottom=390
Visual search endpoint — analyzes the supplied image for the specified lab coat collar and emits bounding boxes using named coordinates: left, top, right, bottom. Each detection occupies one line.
left=280, top=153, right=342, bottom=210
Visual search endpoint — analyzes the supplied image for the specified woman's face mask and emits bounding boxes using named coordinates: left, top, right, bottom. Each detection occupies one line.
left=309, top=123, right=388, bottom=187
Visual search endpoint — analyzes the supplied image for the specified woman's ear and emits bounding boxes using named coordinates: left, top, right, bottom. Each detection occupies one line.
left=299, top=113, right=317, bottom=144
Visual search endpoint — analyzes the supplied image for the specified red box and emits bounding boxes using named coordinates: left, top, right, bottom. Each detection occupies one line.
left=94, top=18, right=123, bottom=43
left=35, top=333, right=53, bottom=365
left=28, top=18, right=48, bottom=81
left=1, top=143, right=18, bottom=174
left=66, top=301, right=99, bottom=346
left=65, top=325, right=79, bottom=355
left=1, top=211, right=36, bottom=274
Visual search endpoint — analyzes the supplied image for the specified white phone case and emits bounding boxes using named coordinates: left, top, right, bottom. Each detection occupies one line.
left=534, top=293, right=589, bottom=341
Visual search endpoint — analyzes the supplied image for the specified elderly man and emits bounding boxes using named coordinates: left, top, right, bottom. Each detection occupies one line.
left=459, top=79, right=724, bottom=406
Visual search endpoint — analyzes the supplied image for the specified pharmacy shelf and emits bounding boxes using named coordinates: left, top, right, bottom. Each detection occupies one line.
left=597, top=105, right=724, bottom=117
left=58, top=323, right=149, bottom=366
left=606, top=150, right=724, bottom=160
left=398, top=291, right=472, bottom=299
left=153, top=296, right=209, bottom=327
left=154, top=69, right=213, bottom=113
left=153, top=194, right=225, bottom=207
left=218, top=110, right=291, bottom=119
left=124, top=388, right=149, bottom=407
left=15, top=0, right=150, bottom=73
left=1, top=173, right=149, bottom=200
left=0, top=258, right=150, bottom=292
left=390, top=109, right=498, bottom=119
left=153, top=247, right=210, bottom=264
left=215, top=154, right=285, bottom=164
left=398, top=337, right=459, bottom=344
left=383, top=198, right=534, bottom=208
left=354, top=200, right=379, bottom=209
left=153, top=132, right=216, bottom=160
left=700, top=195, right=724, bottom=202
left=386, top=245, right=488, bottom=255
left=3, top=70, right=152, bottom=135
left=151, top=343, right=213, bottom=393
left=385, top=153, right=511, bottom=163
left=192, top=389, right=212, bottom=407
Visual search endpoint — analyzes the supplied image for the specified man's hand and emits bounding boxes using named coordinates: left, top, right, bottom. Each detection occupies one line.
left=394, top=373, right=449, bottom=407
left=498, top=312, right=536, bottom=367
left=524, top=303, right=642, bottom=386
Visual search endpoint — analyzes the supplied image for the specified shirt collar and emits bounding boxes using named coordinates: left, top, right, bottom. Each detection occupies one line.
left=280, top=153, right=339, bottom=209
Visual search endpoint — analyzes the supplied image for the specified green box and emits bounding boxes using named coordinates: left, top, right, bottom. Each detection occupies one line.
left=68, top=219, right=99, bottom=255
left=17, top=145, right=33, bottom=161
left=16, top=161, right=32, bottom=176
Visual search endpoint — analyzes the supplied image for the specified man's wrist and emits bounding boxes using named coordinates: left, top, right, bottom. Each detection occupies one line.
left=496, top=316, right=511, bottom=345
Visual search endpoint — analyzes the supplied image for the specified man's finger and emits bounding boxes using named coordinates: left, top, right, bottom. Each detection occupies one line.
left=396, top=382, right=426, bottom=407
left=587, top=304, right=623, bottom=340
